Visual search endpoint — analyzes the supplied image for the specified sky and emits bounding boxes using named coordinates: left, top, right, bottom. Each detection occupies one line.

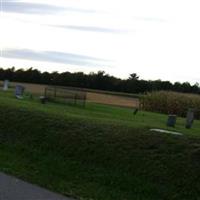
left=0, top=0, right=200, bottom=83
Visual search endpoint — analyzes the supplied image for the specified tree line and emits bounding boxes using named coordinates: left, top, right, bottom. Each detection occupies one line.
left=0, top=67, right=199, bottom=94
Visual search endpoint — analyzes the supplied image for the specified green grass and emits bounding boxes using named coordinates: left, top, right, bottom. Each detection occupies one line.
left=0, top=90, right=200, bottom=200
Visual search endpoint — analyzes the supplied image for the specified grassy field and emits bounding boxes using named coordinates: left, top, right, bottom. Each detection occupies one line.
left=0, top=90, right=200, bottom=199
left=0, top=81, right=139, bottom=108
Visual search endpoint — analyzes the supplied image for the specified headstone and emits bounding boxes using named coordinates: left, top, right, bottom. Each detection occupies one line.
left=3, top=80, right=9, bottom=91
left=167, top=115, right=177, bottom=127
left=185, top=109, right=194, bottom=129
left=150, top=129, right=183, bottom=136
left=15, top=85, right=25, bottom=99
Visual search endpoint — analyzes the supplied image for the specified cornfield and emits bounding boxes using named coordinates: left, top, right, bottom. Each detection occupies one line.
left=140, top=91, right=200, bottom=118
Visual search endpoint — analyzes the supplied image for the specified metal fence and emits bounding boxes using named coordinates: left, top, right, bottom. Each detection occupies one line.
left=44, top=86, right=87, bottom=107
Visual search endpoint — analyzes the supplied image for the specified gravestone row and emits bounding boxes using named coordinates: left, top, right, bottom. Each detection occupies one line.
left=0, top=80, right=198, bottom=128
left=167, top=109, right=195, bottom=129
left=1, top=80, right=25, bottom=99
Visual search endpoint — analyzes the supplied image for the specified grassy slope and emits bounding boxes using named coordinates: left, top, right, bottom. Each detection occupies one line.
left=0, top=91, right=200, bottom=200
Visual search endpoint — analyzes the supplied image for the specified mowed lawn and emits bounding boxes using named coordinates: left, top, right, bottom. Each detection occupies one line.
left=0, top=90, right=200, bottom=200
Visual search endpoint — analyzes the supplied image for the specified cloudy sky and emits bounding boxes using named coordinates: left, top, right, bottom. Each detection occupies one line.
left=1, top=0, right=200, bottom=83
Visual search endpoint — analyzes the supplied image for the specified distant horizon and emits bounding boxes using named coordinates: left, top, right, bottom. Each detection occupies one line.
left=1, top=66, right=199, bottom=85
left=1, top=0, right=200, bottom=84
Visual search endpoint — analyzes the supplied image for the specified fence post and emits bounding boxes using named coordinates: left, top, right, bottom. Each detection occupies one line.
left=54, top=87, right=57, bottom=98
left=83, top=93, right=87, bottom=107
left=44, top=88, right=47, bottom=97
left=74, top=94, right=77, bottom=105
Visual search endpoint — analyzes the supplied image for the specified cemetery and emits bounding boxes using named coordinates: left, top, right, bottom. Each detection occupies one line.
left=0, top=81, right=200, bottom=200
left=0, top=80, right=139, bottom=108
left=2, top=0, right=200, bottom=198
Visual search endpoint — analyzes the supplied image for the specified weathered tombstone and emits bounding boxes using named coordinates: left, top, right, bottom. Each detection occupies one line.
left=167, top=115, right=177, bottom=127
left=3, top=80, right=9, bottom=91
left=15, top=85, right=25, bottom=99
left=185, top=109, right=194, bottom=129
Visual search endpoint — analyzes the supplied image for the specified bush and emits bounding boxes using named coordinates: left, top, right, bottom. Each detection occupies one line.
left=140, top=91, right=200, bottom=118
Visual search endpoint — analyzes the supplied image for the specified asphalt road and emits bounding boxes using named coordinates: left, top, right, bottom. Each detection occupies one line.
left=0, top=172, right=73, bottom=200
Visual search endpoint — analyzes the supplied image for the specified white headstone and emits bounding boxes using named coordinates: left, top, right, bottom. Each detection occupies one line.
left=3, top=80, right=9, bottom=91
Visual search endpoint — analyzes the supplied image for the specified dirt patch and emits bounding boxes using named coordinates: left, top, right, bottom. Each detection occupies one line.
left=87, top=92, right=139, bottom=108
left=1, top=81, right=139, bottom=108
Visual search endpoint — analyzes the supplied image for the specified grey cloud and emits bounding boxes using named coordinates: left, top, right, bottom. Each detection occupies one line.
left=52, top=25, right=131, bottom=34
left=2, top=49, right=110, bottom=67
left=2, top=1, right=97, bottom=15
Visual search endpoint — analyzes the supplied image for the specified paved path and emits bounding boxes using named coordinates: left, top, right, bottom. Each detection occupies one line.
left=0, top=172, right=73, bottom=200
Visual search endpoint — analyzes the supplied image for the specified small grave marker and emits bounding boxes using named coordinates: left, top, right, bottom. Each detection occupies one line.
left=167, top=115, right=177, bottom=127
left=15, top=85, right=25, bottom=99
left=185, top=109, right=194, bottom=129
left=150, top=129, right=183, bottom=136
left=3, top=80, right=9, bottom=91
left=40, top=96, right=48, bottom=104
